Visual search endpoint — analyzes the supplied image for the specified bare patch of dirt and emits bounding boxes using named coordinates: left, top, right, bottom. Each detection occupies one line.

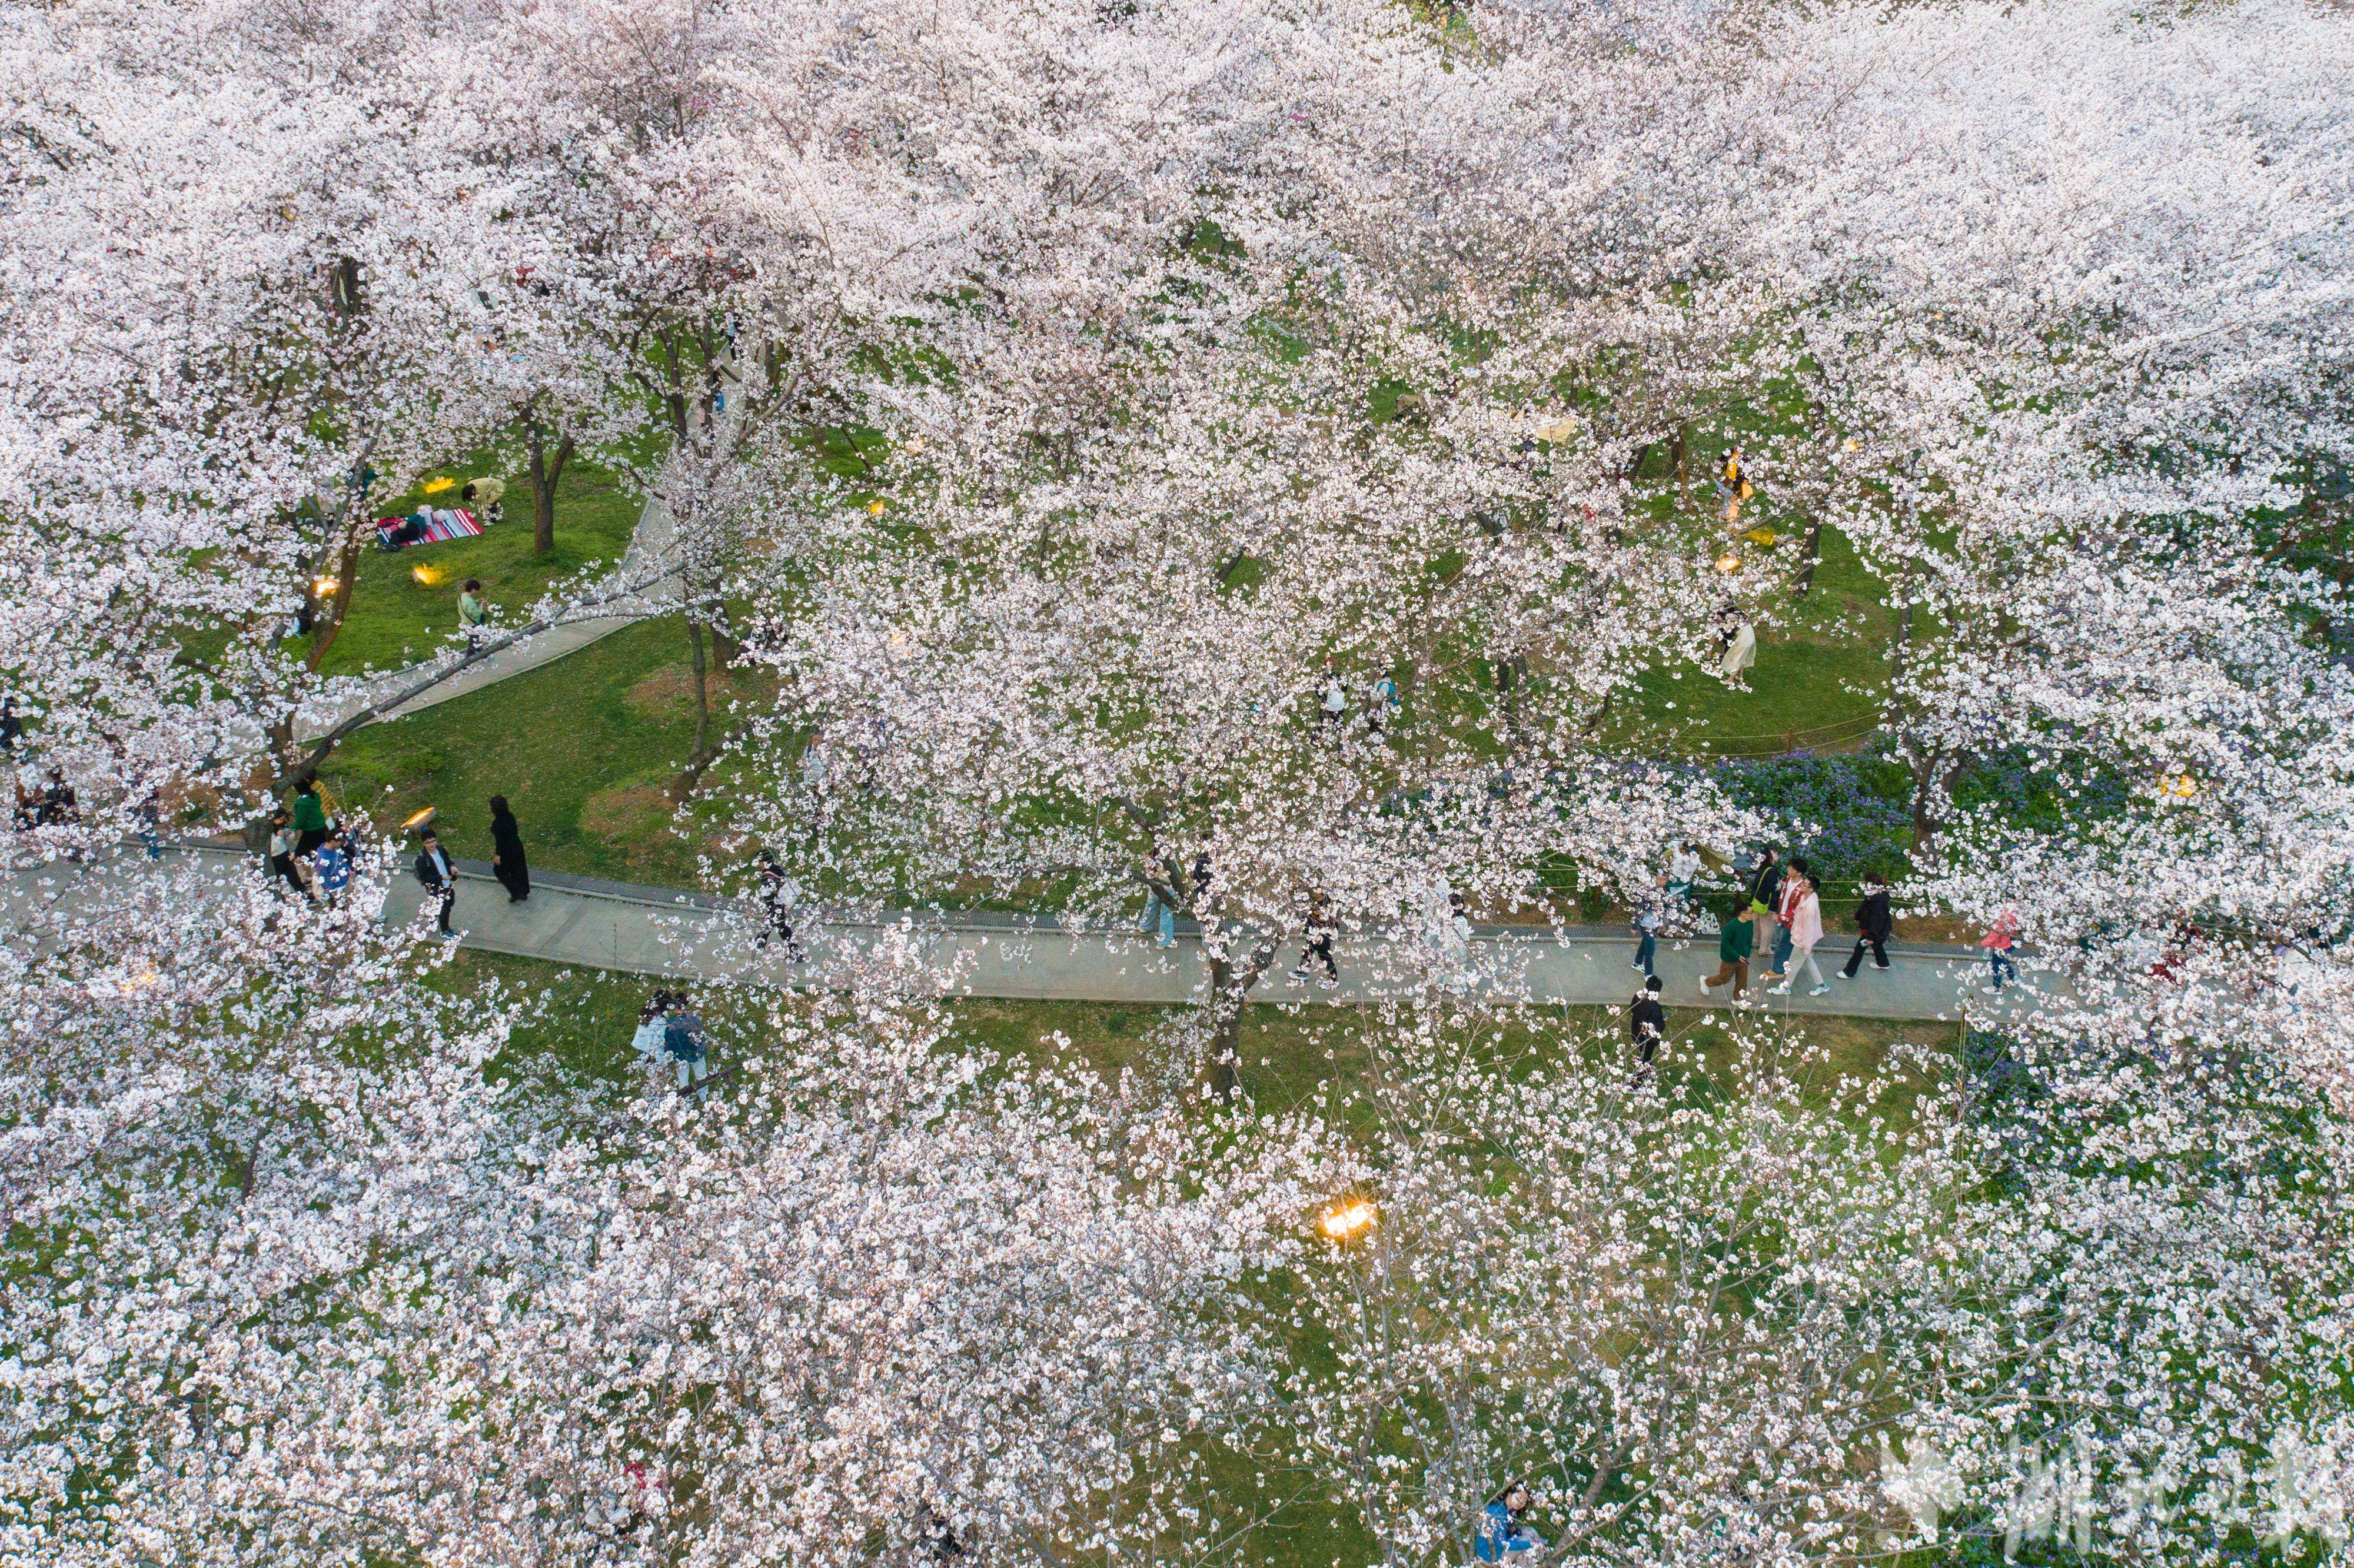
left=579, top=784, right=673, bottom=840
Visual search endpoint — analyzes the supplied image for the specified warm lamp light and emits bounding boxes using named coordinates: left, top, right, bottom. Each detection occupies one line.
left=2157, top=771, right=2199, bottom=801
left=1319, top=1199, right=1377, bottom=1240
left=1843, top=439, right=1859, bottom=452
left=401, top=805, right=439, bottom=833
left=411, top=565, right=444, bottom=586
left=867, top=498, right=889, bottom=515
left=312, top=577, right=338, bottom=598
left=1714, top=553, right=1742, bottom=573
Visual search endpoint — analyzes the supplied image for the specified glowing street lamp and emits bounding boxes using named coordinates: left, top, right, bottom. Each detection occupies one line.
left=400, top=805, right=439, bottom=835
left=1714, top=552, right=1742, bottom=574
left=1319, top=1199, right=1377, bottom=1241
left=312, top=577, right=339, bottom=599
left=411, top=564, right=444, bottom=587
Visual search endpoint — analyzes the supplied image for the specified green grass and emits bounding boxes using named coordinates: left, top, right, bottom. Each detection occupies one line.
left=1601, top=522, right=1899, bottom=758
left=318, top=615, right=762, bottom=886
left=314, top=457, right=644, bottom=677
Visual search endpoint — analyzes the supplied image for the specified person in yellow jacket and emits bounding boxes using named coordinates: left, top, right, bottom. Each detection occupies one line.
left=1716, top=447, right=1754, bottom=520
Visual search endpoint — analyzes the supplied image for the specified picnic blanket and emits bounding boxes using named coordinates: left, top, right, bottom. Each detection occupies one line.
left=374, top=507, right=482, bottom=548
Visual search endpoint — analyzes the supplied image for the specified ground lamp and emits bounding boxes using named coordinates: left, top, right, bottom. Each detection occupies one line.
left=1319, top=1199, right=1377, bottom=1242
left=1714, top=552, right=1742, bottom=574
left=401, top=805, right=439, bottom=835
left=313, top=577, right=339, bottom=599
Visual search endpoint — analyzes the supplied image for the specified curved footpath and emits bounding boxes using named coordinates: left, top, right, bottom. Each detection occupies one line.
left=5, top=847, right=2046, bottom=1024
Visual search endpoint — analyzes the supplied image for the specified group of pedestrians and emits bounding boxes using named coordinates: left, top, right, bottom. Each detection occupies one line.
left=264, top=776, right=358, bottom=906
left=629, top=990, right=711, bottom=1088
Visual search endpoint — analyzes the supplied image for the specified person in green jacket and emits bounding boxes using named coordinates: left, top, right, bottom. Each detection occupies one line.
left=1699, top=899, right=1754, bottom=1001
left=288, top=776, right=331, bottom=856
left=458, top=579, right=488, bottom=651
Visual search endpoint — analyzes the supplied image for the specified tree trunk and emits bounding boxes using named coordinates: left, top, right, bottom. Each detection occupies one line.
left=686, top=616, right=713, bottom=765
left=1671, top=424, right=1689, bottom=513
left=1204, top=938, right=1273, bottom=1101
left=303, top=524, right=362, bottom=671
left=1794, top=515, right=1825, bottom=595
left=528, top=432, right=574, bottom=557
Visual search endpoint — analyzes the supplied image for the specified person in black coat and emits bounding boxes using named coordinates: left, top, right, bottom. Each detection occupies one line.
left=488, top=794, right=530, bottom=903
left=1630, top=974, right=1665, bottom=1072
left=415, top=828, right=457, bottom=934
left=1841, top=873, right=1895, bottom=978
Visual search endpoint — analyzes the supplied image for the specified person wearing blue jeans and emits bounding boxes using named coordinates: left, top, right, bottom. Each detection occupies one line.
left=1631, top=873, right=1667, bottom=977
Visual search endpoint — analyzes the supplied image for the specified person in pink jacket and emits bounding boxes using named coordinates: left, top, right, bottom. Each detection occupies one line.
left=1983, top=908, right=2021, bottom=991
left=1768, top=867, right=1828, bottom=995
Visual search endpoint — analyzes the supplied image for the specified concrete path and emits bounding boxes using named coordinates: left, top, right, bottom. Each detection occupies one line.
left=5, top=845, right=2044, bottom=1024
left=44, top=846, right=2021, bottom=1024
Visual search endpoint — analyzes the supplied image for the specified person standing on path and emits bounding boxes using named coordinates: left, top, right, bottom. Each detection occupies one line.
left=1631, top=873, right=1668, bottom=978
left=488, top=795, right=531, bottom=903
left=1630, top=974, right=1666, bottom=1073
left=756, top=851, right=804, bottom=960
left=414, top=828, right=457, bottom=934
left=1769, top=866, right=1827, bottom=995
left=266, top=810, right=311, bottom=900
left=289, top=777, right=330, bottom=856
left=458, top=580, right=488, bottom=652
left=1983, top=908, right=2021, bottom=991
left=1745, top=852, right=1784, bottom=976
left=1699, top=900, right=1754, bottom=1002
left=1841, top=873, right=1894, bottom=980
left=1290, top=892, right=1339, bottom=988
left=313, top=828, right=352, bottom=907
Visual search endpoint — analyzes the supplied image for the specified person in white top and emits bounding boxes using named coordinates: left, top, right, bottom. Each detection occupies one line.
left=1768, top=864, right=1828, bottom=995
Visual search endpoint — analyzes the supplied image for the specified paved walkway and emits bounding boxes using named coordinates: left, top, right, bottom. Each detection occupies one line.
left=3, top=846, right=2042, bottom=1024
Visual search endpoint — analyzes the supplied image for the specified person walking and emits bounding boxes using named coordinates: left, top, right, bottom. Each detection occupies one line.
left=1770, top=864, right=1827, bottom=995
left=1841, top=873, right=1895, bottom=980
left=1700, top=900, right=1754, bottom=1002
left=265, top=810, right=311, bottom=900
left=756, top=852, right=805, bottom=960
left=1630, top=873, right=1668, bottom=978
left=414, top=828, right=457, bottom=935
left=1475, top=1483, right=1546, bottom=1566
left=1290, top=893, right=1339, bottom=988
left=289, top=776, right=330, bottom=856
left=314, top=828, right=352, bottom=908
left=458, top=579, right=488, bottom=652
left=1745, top=851, right=1783, bottom=978
left=38, top=768, right=78, bottom=827
left=1630, top=974, right=1666, bottom=1073
left=1983, top=908, right=2021, bottom=991
left=488, top=795, right=531, bottom=903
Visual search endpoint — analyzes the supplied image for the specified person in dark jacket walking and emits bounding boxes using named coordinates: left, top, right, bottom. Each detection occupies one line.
left=488, top=795, right=530, bottom=903
left=1630, top=974, right=1666, bottom=1073
left=415, top=828, right=457, bottom=934
left=1744, top=850, right=1783, bottom=975
left=1841, top=873, right=1895, bottom=979
left=1289, top=892, right=1339, bottom=988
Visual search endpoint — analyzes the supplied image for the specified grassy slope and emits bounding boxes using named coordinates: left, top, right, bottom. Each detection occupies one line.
left=318, top=615, right=764, bottom=885
left=315, top=457, right=644, bottom=677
